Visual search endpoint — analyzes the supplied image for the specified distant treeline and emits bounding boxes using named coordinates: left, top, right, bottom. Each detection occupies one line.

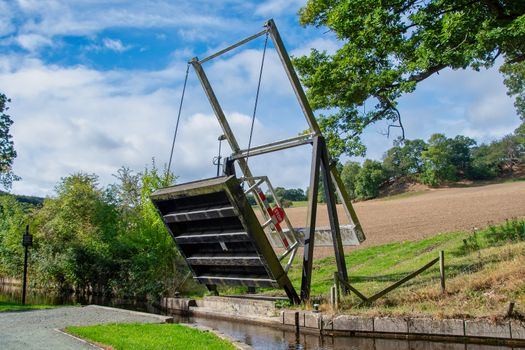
left=336, top=122, right=525, bottom=200
left=0, top=190, right=44, bottom=207
left=247, top=187, right=307, bottom=207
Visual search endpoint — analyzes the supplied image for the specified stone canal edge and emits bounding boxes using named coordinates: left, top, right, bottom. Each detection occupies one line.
left=163, top=296, right=525, bottom=347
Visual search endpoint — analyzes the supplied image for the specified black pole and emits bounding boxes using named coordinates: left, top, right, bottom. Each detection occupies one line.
left=319, top=138, right=350, bottom=295
left=22, top=225, right=29, bottom=305
left=216, top=139, right=222, bottom=177
left=216, top=135, right=226, bottom=177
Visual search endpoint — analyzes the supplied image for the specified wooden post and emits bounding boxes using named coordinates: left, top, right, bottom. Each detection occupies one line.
left=439, top=251, right=445, bottom=293
left=507, top=302, right=515, bottom=317
left=333, top=272, right=340, bottom=306
left=330, top=285, right=338, bottom=311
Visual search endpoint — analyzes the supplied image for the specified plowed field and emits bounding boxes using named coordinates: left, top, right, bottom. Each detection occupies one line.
left=283, top=181, right=525, bottom=257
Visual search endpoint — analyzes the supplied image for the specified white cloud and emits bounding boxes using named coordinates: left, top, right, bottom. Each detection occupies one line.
left=0, top=57, right=179, bottom=195
left=0, top=0, right=17, bottom=36
left=291, top=37, right=340, bottom=57
left=102, top=38, right=131, bottom=52
left=3, top=1, right=520, bottom=196
left=1, top=51, right=313, bottom=196
left=255, top=0, right=306, bottom=16
left=6, top=1, right=250, bottom=50
left=356, top=64, right=521, bottom=162
left=15, top=34, right=54, bottom=52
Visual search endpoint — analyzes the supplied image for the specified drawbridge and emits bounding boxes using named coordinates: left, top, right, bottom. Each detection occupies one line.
left=151, top=19, right=366, bottom=303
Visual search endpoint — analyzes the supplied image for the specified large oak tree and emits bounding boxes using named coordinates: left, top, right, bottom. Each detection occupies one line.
left=294, top=0, right=525, bottom=158
left=0, top=93, right=18, bottom=189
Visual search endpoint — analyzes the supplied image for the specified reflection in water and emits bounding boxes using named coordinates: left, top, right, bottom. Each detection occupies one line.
left=0, top=283, right=158, bottom=313
left=1, top=285, right=523, bottom=350
left=188, top=315, right=524, bottom=350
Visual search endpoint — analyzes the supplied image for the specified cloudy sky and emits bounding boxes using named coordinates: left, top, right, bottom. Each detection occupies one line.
left=0, top=0, right=521, bottom=197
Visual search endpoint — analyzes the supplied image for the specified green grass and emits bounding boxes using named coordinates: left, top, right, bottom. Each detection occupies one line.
left=66, top=323, right=236, bottom=350
left=198, top=218, right=525, bottom=318
left=291, top=200, right=309, bottom=207
left=377, top=190, right=429, bottom=201
left=0, top=301, right=57, bottom=312
left=253, top=218, right=525, bottom=318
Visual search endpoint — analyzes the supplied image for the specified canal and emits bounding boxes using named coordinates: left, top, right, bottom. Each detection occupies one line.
left=1, top=285, right=523, bottom=350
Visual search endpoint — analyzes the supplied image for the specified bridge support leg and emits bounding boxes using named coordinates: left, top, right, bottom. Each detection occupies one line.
left=300, top=137, right=321, bottom=302
left=206, top=284, right=219, bottom=296
left=300, top=136, right=350, bottom=301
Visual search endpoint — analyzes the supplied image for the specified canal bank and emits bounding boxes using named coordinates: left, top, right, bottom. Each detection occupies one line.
left=2, top=285, right=524, bottom=350
left=162, top=296, right=525, bottom=348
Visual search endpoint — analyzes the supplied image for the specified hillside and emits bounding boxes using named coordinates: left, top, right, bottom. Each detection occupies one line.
left=0, top=190, right=44, bottom=206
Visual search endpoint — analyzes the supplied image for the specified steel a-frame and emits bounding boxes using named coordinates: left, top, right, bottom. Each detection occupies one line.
left=187, top=19, right=366, bottom=301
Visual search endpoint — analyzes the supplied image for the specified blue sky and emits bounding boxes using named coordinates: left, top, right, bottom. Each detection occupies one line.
left=0, top=0, right=521, bottom=197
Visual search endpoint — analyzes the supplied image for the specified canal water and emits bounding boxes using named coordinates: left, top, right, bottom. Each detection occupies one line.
left=1, top=285, right=523, bottom=350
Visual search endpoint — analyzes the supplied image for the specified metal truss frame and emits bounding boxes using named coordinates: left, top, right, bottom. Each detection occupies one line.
left=189, top=19, right=366, bottom=301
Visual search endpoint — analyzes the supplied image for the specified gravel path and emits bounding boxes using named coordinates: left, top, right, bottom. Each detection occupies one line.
left=0, top=305, right=171, bottom=350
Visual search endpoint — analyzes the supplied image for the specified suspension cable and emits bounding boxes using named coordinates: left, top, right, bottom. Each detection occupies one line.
left=167, top=63, right=190, bottom=175
left=245, top=31, right=269, bottom=165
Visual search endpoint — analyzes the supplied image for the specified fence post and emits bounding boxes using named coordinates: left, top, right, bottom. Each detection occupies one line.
left=333, top=272, right=340, bottom=305
left=439, top=250, right=445, bottom=293
left=330, top=285, right=339, bottom=311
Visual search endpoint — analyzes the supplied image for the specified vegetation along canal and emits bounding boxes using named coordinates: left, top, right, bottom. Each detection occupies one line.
left=1, top=285, right=523, bottom=350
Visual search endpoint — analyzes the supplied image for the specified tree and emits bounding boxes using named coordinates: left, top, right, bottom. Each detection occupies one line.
left=420, top=134, right=456, bottom=185
left=294, top=1, right=525, bottom=157
left=111, top=163, right=186, bottom=298
left=0, top=194, right=28, bottom=278
left=383, top=138, right=427, bottom=178
left=470, top=143, right=501, bottom=179
left=32, top=173, right=119, bottom=294
left=274, top=187, right=307, bottom=202
left=448, top=135, right=477, bottom=176
left=355, top=160, right=388, bottom=199
left=516, top=121, right=525, bottom=161
left=492, top=134, right=522, bottom=171
left=0, top=93, right=19, bottom=189
left=501, top=61, right=525, bottom=118
left=340, top=161, right=361, bottom=199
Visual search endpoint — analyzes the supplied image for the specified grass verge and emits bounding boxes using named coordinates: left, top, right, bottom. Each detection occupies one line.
left=0, top=301, right=57, bottom=312
left=291, top=200, right=308, bottom=207
left=65, top=323, right=237, bottom=350
left=306, top=219, right=525, bottom=319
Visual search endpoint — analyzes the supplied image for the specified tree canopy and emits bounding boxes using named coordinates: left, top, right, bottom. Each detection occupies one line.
left=0, top=93, right=18, bottom=189
left=294, top=0, right=525, bottom=158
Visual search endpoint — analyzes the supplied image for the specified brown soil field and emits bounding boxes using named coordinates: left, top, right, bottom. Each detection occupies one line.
left=282, top=181, right=525, bottom=257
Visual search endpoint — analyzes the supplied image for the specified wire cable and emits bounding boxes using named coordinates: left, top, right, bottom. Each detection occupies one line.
left=245, top=32, right=269, bottom=166
left=167, top=63, right=190, bottom=175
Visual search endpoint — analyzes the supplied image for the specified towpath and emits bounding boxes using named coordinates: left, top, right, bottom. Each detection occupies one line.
left=0, top=305, right=171, bottom=350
